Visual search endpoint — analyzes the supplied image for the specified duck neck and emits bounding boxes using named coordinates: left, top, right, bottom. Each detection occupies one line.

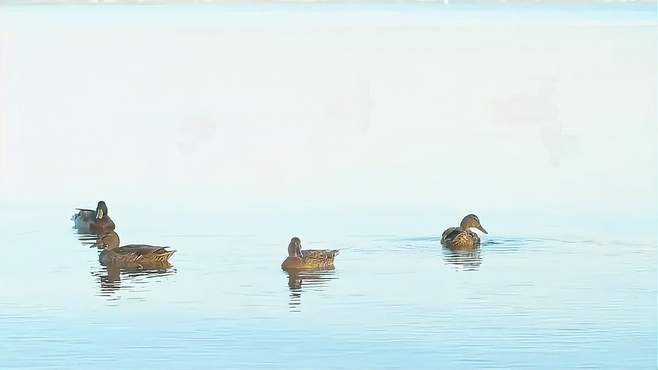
left=101, top=233, right=120, bottom=250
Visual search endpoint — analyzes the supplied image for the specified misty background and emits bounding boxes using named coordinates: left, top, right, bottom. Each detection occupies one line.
left=0, top=4, right=655, bottom=238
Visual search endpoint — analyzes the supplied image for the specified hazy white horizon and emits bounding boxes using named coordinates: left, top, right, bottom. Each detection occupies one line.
left=0, top=5, right=655, bottom=238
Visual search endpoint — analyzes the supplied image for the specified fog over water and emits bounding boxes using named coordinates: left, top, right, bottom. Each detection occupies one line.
left=0, top=4, right=656, bottom=370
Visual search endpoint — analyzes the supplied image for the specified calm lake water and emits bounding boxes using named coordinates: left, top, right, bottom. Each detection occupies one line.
left=1, top=2, right=656, bottom=369
left=0, top=205, right=655, bottom=369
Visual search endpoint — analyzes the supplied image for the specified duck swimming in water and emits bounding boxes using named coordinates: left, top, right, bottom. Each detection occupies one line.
left=95, top=231, right=175, bottom=269
left=281, top=237, right=339, bottom=270
left=72, top=201, right=115, bottom=234
left=441, top=214, right=488, bottom=249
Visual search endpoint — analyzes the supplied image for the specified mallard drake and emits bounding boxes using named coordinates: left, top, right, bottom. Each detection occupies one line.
left=281, top=237, right=339, bottom=270
left=441, top=214, right=488, bottom=249
left=95, top=231, right=175, bottom=269
left=72, top=201, right=115, bottom=234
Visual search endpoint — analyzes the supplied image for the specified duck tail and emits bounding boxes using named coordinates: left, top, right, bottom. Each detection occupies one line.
left=162, top=249, right=176, bottom=261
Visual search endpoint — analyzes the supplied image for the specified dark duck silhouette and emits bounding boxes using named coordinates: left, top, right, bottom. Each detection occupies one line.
left=72, top=201, right=115, bottom=234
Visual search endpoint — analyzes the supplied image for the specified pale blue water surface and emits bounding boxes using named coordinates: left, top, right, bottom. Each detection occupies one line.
left=0, top=204, right=655, bottom=369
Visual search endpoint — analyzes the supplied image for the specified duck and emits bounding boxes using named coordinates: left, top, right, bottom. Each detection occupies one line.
left=94, top=231, right=175, bottom=269
left=281, top=237, right=339, bottom=270
left=441, top=214, right=488, bottom=249
left=72, top=201, right=115, bottom=234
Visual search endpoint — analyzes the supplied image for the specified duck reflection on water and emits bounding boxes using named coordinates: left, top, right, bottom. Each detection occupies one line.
left=77, top=233, right=101, bottom=247
left=286, top=268, right=338, bottom=312
left=442, top=248, right=482, bottom=271
left=93, top=264, right=176, bottom=298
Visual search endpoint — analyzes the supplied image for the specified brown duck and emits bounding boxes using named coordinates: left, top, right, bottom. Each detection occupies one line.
left=72, top=201, right=115, bottom=234
left=95, top=231, right=175, bottom=269
left=281, top=237, right=339, bottom=270
left=441, top=214, right=488, bottom=249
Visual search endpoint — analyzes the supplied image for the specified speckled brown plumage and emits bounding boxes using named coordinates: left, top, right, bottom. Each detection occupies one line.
left=96, top=231, right=175, bottom=269
left=441, top=214, right=488, bottom=250
left=282, top=237, right=339, bottom=270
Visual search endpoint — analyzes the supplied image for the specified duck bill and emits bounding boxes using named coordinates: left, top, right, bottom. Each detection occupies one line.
left=96, top=208, right=104, bottom=220
left=477, top=225, right=488, bottom=234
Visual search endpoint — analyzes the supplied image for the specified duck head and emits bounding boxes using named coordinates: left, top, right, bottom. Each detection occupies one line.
left=95, top=231, right=120, bottom=250
left=95, top=201, right=109, bottom=220
left=460, top=214, right=488, bottom=234
left=288, top=237, right=302, bottom=257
